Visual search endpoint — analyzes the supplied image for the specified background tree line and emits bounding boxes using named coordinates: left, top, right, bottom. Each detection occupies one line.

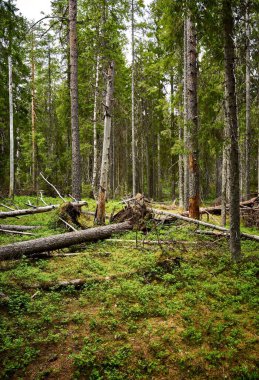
left=0, top=0, right=258, bottom=207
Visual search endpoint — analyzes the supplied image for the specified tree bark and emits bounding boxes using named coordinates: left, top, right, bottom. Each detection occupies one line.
left=131, top=0, right=136, bottom=196
left=258, top=139, right=259, bottom=196
left=96, top=62, right=115, bottom=225
left=8, top=56, right=14, bottom=198
left=0, top=201, right=86, bottom=219
left=223, top=0, right=241, bottom=261
left=157, top=133, right=161, bottom=200
left=31, top=34, right=37, bottom=194
left=186, top=16, right=200, bottom=219
left=221, top=141, right=228, bottom=226
left=0, top=221, right=132, bottom=261
left=0, top=224, right=39, bottom=231
left=92, top=54, right=100, bottom=199
left=245, top=0, right=251, bottom=200
left=69, top=0, right=81, bottom=200
left=183, top=17, right=189, bottom=211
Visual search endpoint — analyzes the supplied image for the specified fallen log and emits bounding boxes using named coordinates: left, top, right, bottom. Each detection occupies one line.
left=149, top=208, right=259, bottom=242
left=181, top=196, right=259, bottom=216
left=0, top=224, right=39, bottom=231
left=0, top=221, right=132, bottom=260
left=0, top=201, right=87, bottom=219
left=195, top=230, right=230, bottom=238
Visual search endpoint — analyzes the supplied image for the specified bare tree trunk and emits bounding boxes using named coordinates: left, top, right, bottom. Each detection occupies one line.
left=96, top=62, right=115, bottom=225
left=186, top=16, right=200, bottom=219
left=69, top=0, right=81, bottom=200
left=258, top=139, right=259, bottom=196
left=183, top=18, right=189, bottom=211
left=131, top=0, right=136, bottom=196
left=8, top=56, right=14, bottom=198
left=221, top=136, right=228, bottom=226
left=157, top=133, right=161, bottom=200
left=245, top=0, right=251, bottom=200
left=31, top=36, right=37, bottom=194
left=92, top=54, right=100, bottom=199
left=223, top=0, right=241, bottom=261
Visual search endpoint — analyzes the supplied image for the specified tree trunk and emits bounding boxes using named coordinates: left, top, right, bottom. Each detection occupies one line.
left=131, top=0, right=136, bottom=196
left=221, top=139, right=228, bottom=226
left=0, top=221, right=132, bottom=261
left=0, top=201, right=86, bottom=219
left=186, top=16, right=200, bottom=219
left=92, top=54, right=100, bottom=199
left=157, top=133, right=161, bottom=200
left=245, top=0, right=251, bottom=200
left=0, top=224, right=39, bottom=231
left=149, top=208, right=259, bottom=243
left=258, top=139, right=259, bottom=196
left=8, top=56, right=14, bottom=198
left=31, top=36, right=37, bottom=194
left=223, top=0, right=241, bottom=261
left=96, top=62, right=115, bottom=225
left=69, top=0, right=81, bottom=200
left=183, top=17, right=189, bottom=211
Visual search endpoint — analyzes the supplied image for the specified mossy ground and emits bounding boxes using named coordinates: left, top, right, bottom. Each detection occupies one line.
left=0, top=197, right=258, bottom=379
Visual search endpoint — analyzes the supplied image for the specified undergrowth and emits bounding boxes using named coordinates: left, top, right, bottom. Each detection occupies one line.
left=0, top=197, right=258, bottom=379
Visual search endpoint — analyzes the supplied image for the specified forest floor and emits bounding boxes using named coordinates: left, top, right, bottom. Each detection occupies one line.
left=0, top=196, right=258, bottom=380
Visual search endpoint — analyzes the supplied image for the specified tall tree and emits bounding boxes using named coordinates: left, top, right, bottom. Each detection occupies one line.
left=245, top=0, right=251, bottom=200
left=31, top=33, right=37, bottom=193
left=183, top=17, right=189, bottom=211
left=96, top=62, right=115, bottom=225
left=186, top=16, right=199, bottom=219
left=69, top=0, right=81, bottom=200
left=131, top=0, right=136, bottom=196
left=8, top=55, right=14, bottom=197
left=223, top=0, right=241, bottom=260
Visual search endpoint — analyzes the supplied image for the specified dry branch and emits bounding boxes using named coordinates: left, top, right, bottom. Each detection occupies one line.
left=40, top=172, right=66, bottom=202
left=0, top=229, right=35, bottom=236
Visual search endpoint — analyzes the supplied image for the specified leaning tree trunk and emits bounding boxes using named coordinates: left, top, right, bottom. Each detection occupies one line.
left=8, top=56, right=14, bottom=198
left=223, top=0, right=241, bottom=261
left=0, top=221, right=132, bottom=261
left=245, top=0, right=251, bottom=200
left=96, top=62, right=115, bottom=225
left=69, top=0, right=81, bottom=200
left=186, top=16, right=200, bottom=219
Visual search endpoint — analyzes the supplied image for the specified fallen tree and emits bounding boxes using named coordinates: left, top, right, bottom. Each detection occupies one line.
left=0, top=224, right=39, bottom=231
left=149, top=208, right=259, bottom=242
left=181, top=196, right=259, bottom=216
left=0, top=201, right=87, bottom=219
left=0, top=221, right=132, bottom=260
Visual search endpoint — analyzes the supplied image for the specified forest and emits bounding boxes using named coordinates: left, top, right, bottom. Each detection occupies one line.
left=0, top=0, right=258, bottom=379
